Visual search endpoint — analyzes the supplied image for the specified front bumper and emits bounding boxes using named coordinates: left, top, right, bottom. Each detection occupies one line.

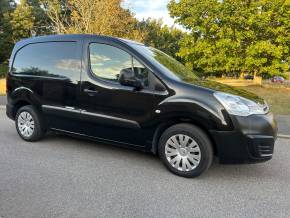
left=210, top=112, right=277, bottom=164
left=6, top=103, right=14, bottom=120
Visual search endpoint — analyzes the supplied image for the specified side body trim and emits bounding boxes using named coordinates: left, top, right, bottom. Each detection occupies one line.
left=42, top=105, right=140, bottom=129
left=80, top=110, right=140, bottom=129
left=50, top=127, right=145, bottom=149
left=42, top=105, right=80, bottom=113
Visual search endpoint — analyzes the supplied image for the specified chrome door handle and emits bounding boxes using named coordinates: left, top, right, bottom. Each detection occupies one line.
left=83, top=88, right=99, bottom=96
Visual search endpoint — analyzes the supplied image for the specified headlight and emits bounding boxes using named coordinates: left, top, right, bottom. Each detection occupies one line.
left=214, top=92, right=268, bottom=116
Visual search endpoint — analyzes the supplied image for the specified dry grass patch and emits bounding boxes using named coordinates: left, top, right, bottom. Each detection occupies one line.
left=0, top=79, right=5, bottom=95
left=239, top=86, right=290, bottom=115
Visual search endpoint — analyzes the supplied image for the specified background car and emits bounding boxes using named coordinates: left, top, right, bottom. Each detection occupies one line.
left=244, top=75, right=254, bottom=80
left=271, top=76, right=285, bottom=83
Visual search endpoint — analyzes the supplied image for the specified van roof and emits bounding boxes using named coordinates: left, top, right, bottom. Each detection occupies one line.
left=15, top=34, right=144, bottom=47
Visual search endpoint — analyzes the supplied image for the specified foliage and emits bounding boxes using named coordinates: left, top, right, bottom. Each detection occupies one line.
left=168, top=0, right=290, bottom=78
left=0, top=0, right=51, bottom=65
left=0, top=63, right=8, bottom=78
left=0, top=0, right=16, bottom=63
left=9, top=0, right=35, bottom=42
left=136, top=19, right=186, bottom=61
left=26, top=0, right=51, bottom=35
left=41, top=0, right=143, bottom=40
left=40, top=1, right=186, bottom=54
left=39, top=0, right=71, bottom=34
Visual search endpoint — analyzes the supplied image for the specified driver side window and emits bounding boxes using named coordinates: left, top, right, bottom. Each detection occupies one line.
left=89, top=43, right=150, bottom=88
left=89, top=43, right=131, bottom=82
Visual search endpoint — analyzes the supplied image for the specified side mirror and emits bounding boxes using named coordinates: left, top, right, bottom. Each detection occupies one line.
left=119, top=68, right=143, bottom=90
left=155, top=82, right=166, bottom=92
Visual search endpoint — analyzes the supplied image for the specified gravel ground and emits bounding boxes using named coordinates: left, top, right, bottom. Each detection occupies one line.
left=0, top=109, right=290, bottom=218
left=276, top=115, right=290, bottom=136
left=0, top=96, right=6, bottom=105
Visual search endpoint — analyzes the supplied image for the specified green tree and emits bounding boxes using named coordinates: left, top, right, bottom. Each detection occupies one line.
left=0, top=0, right=16, bottom=77
left=0, top=0, right=51, bottom=77
left=136, top=18, right=186, bottom=61
left=168, top=0, right=289, bottom=78
left=9, top=0, right=35, bottom=42
left=40, top=0, right=71, bottom=34
left=27, top=0, right=51, bottom=35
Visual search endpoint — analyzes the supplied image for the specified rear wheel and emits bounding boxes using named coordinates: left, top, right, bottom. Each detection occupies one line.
left=158, top=123, right=213, bottom=178
left=15, top=105, right=45, bottom=141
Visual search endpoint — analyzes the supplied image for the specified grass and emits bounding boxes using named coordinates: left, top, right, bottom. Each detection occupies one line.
left=238, top=86, right=290, bottom=115
left=0, top=79, right=5, bottom=95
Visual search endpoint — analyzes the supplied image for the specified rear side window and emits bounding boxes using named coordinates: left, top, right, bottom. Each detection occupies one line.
left=12, top=42, right=80, bottom=79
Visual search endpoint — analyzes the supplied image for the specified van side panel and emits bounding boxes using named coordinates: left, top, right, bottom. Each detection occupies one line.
left=7, top=40, right=83, bottom=131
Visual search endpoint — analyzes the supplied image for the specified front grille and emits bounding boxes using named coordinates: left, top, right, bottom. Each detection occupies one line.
left=257, top=143, right=274, bottom=157
left=247, top=136, right=275, bottom=159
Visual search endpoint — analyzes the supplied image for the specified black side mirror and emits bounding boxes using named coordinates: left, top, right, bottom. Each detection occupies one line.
left=155, top=82, right=166, bottom=92
left=119, top=68, right=143, bottom=90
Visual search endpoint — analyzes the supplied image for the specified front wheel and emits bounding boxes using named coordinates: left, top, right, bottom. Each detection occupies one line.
left=158, top=123, right=213, bottom=178
left=15, top=105, right=45, bottom=142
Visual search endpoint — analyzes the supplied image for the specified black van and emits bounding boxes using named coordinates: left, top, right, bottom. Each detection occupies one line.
left=6, top=35, right=277, bottom=177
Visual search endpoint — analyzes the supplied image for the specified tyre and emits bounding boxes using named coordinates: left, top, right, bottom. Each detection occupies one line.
left=158, top=123, right=213, bottom=178
left=15, top=105, right=45, bottom=141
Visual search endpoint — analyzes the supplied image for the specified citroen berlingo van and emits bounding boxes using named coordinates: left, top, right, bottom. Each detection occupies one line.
left=6, top=35, right=277, bottom=177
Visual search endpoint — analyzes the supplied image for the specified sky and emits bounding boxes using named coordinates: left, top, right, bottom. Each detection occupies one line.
left=123, top=0, right=178, bottom=27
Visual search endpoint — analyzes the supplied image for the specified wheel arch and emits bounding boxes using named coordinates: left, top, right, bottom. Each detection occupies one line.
left=151, top=118, right=218, bottom=156
left=9, top=86, right=42, bottom=119
left=11, top=100, right=32, bottom=119
left=11, top=99, right=42, bottom=120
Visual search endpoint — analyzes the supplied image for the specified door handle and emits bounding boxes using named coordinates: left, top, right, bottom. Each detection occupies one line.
left=83, top=88, right=99, bottom=96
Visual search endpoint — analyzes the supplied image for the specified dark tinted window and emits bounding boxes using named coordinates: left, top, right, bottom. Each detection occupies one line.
left=12, top=42, right=80, bottom=79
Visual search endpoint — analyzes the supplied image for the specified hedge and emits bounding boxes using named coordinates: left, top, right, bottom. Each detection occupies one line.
left=0, top=63, right=8, bottom=78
